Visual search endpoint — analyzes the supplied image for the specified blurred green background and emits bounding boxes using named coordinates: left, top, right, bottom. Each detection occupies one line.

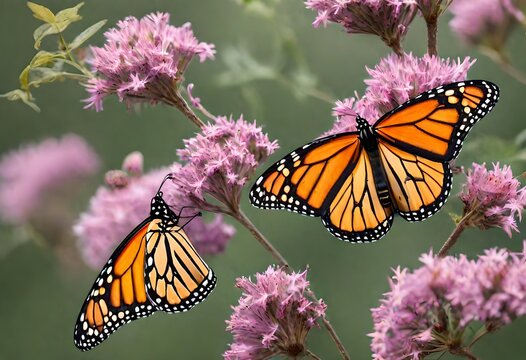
left=1, top=0, right=526, bottom=359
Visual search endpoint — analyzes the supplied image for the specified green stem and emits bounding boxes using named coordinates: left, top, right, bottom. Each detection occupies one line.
left=437, top=210, right=475, bottom=257
left=425, top=15, right=439, bottom=56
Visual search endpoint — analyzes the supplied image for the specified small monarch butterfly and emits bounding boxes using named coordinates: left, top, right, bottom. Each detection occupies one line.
left=250, top=80, right=499, bottom=243
left=73, top=176, right=216, bottom=350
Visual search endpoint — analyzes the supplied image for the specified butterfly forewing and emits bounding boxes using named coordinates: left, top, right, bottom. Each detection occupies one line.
left=375, top=80, right=500, bottom=161
left=145, top=220, right=216, bottom=312
left=73, top=219, right=155, bottom=351
left=250, top=133, right=361, bottom=216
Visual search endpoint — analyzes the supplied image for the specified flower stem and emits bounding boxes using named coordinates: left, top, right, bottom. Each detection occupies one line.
left=306, top=349, right=322, bottom=360
left=452, top=347, right=479, bottom=360
left=231, top=208, right=289, bottom=268
left=468, top=326, right=489, bottom=348
left=479, top=46, right=526, bottom=86
left=425, top=16, right=439, bottom=56
left=232, top=208, right=351, bottom=360
left=437, top=210, right=474, bottom=257
left=165, top=89, right=206, bottom=129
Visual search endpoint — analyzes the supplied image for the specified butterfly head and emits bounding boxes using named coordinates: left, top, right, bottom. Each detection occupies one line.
left=356, top=116, right=376, bottom=146
left=150, top=191, right=178, bottom=222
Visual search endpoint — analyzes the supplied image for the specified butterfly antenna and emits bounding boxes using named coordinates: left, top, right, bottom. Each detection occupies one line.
left=180, top=211, right=202, bottom=229
left=175, top=205, right=198, bottom=218
left=156, top=173, right=174, bottom=194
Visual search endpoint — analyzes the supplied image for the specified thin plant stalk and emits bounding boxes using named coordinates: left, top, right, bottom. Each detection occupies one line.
left=437, top=209, right=476, bottom=257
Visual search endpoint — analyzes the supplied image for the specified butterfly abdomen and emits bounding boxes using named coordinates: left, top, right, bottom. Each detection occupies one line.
left=357, top=117, right=392, bottom=208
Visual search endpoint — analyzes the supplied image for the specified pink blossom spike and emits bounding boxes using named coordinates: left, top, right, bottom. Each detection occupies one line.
left=171, top=115, right=278, bottom=212
left=224, top=266, right=326, bottom=359
left=459, top=162, right=526, bottom=237
left=305, top=0, right=417, bottom=48
left=371, top=243, right=526, bottom=359
left=0, top=134, right=100, bottom=224
left=84, top=12, right=215, bottom=111
left=449, top=0, right=525, bottom=47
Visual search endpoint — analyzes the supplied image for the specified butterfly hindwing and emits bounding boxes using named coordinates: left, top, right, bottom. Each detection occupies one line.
left=250, top=133, right=361, bottom=216
left=321, top=150, right=394, bottom=242
left=378, top=142, right=452, bottom=222
left=74, top=219, right=155, bottom=351
left=374, top=80, right=500, bottom=161
left=145, top=220, right=216, bottom=312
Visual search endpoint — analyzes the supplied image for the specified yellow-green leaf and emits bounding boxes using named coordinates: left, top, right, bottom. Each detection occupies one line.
left=0, top=89, right=40, bottom=112
left=30, top=50, right=59, bottom=67
left=33, top=23, right=57, bottom=49
left=28, top=67, right=87, bottom=87
left=54, top=2, right=84, bottom=26
left=69, top=20, right=107, bottom=50
left=27, top=2, right=56, bottom=23
left=19, top=65, right=31, bottom=90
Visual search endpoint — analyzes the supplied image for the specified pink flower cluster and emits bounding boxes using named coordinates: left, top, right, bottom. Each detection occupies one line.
left=84, top=12, right=215, bottom=111
left=460, top=162, right=526, bottom=237
left=224, top=266, right=326, bottom=360
left=74, top=154, right=235, bottom=269
left=0, top=134, right=99, bottom=224
left=172, top=115, right=278, bottom=213
left=371, top=243, right=526, bottom=359
left=326, top=53, right=474, bottom=135
left=305, top=0, right=417, bottom=47
left=449, top=0, right=525, bottom=46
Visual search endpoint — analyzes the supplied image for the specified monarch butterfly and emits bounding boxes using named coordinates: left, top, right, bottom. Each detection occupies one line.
left=73, top=176, right=216, bottom=350
left=250, top=80, right=499, bottom=242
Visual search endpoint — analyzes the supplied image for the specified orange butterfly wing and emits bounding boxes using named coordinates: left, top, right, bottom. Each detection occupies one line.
left=378, top=142, right=451, bottom=221
left=375, top=80, right=499, bottom=161
left=321, top=150, right=394, bottom=242
left=145, top=220, right=216, bottom=312
left=250, top=133, right=361, bottom=216
left=74, top=219, right=154, bottom=351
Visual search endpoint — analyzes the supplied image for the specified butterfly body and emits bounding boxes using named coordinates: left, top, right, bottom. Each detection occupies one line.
left=74, top=186, right=216, bottom=351
left=250, top=80, right=499, bottom=243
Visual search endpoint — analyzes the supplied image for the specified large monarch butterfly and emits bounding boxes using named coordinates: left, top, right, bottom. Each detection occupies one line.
left=250, top=80, right=499, bottom=242
left=73, top=176, right=216, bottom=350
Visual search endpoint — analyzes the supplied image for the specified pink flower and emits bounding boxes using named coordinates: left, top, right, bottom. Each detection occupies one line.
left=459, top=162, right=526, bottom=237
left=0, top=134, right=99, bottom=224
left=74, top=156, right=234, bottom=269
left=171, top=115, right=278, bottom=213
left=305, top=0, right=417, bottom=48
left=370, top=243, right=526, bottom=359
left=449, top=0, right=525, bottom=47
left=325, top=53, right=474, bottom=135
left=84, top=12, right=215, bottom=111
left=224, top=266, right=326, bottom=360
left=122, top=151, right=143, bottom=176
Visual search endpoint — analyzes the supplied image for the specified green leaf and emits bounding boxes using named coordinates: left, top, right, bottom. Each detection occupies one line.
left=19, top=51, right=65, bottom=90
left=19, top=65, right=31, bottom=90
left=0, top=89, right=40, bottom=112
left=516, top=128, right=526, bottom=146
left=33, top=23, right=56, bottom=49
left=27, top=2, right=55, bottom=23
left=54, top=2, right=84, bottom=27
left=69, top=20, right=107, bottom=49
left=28, top=67, right=86, bottom=87
left=30, top=50, right=60, bottom=67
